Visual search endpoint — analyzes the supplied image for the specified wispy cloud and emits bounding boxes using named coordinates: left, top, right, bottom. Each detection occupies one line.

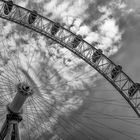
left=0, top=0, right=132, bottom=139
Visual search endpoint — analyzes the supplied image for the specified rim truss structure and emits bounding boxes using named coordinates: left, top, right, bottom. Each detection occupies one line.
left=0, top=0, right=139, bottom=119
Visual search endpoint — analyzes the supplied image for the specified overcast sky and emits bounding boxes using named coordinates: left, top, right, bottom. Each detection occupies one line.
left=0, top=0, right=140, bottom=140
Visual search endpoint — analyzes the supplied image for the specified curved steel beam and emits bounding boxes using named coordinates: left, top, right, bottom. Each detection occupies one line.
left=0, top=0, right=140, bottom=117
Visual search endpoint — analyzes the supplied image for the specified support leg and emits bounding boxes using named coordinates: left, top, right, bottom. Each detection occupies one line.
left=0, top=113, right=22, bottom=140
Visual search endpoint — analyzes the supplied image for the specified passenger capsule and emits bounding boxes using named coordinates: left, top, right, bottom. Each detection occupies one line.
left=111, top=65, right=122, bottom=80
left=92, top=49, right=102, bottom=63
left=3, top=0, right=13, bottom=15
left=128, top=83, right=140, bottom=97
left=28, top=10, right=38, bottom=24
left=51, top=22, right=60, bottom=35
left=72, top=35, right=82, bottom=48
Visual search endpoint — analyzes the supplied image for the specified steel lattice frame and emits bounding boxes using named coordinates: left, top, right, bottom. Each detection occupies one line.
left=0, top=0, right=140, bottom=118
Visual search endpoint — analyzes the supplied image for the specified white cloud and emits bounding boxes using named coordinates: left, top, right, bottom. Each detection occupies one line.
left=17, top=1, right=29, bottom=7
left=0, top=0, right=127, bottom=139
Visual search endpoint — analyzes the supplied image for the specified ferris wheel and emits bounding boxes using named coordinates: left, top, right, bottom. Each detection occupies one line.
left=0, top=0, right=140, bottom=140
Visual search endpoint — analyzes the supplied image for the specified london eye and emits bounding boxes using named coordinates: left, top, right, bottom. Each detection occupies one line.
left=0, top=0, right=140, bottom=140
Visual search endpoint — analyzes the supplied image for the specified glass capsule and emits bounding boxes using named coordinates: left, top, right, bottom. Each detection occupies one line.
left=28, top=10, right=38, bottom=24
left=111, top=65, right=122, bottom=80
left=51, top=22, right=60, bottom=35
left=4, top=0, right=13, bottom=15
left=128, top=83, right=140, bottom=97
left=71, top=35, right=82, bottom=48
left=92, top=49, right=102, bottom=63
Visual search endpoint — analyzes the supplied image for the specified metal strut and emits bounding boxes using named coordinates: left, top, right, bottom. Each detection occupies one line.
left=0, top=82, right=33, bottom=140
left=0, top=113, right=22, bottom=140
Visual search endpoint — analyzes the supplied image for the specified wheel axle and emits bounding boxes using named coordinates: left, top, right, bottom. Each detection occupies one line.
left=0, top=82, right=33, bottom=140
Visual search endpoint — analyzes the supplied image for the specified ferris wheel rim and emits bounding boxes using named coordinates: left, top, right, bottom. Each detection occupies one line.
left=0, top=0, right=139, bottom=118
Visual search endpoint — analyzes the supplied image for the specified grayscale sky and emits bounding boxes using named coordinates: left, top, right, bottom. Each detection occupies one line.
left=0, top=0, right=140, bottom=140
